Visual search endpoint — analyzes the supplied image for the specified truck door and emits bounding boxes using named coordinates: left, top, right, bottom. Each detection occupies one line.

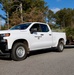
left=38, top=24, right=52, bottom=49
left=29, top=23, right=52, bottom=50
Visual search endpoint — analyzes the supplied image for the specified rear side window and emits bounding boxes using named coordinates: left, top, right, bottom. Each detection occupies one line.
left=40, top=24, right=49, bottom=32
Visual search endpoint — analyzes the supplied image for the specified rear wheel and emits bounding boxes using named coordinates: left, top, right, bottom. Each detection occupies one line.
left=11, top=43, right=28, bottom=61
left=57, top=41, right=64, bottom=52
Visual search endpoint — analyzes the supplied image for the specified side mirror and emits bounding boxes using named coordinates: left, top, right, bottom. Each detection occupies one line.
left=31, top=28, right=37, bottom=34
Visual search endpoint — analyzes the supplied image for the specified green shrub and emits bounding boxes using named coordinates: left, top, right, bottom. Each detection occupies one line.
left=65, top=27, right=74, bottom=39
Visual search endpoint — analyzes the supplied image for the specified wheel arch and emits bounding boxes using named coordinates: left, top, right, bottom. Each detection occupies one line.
left=56, top=38, right=65, bottom=52
left=12, top=39, right=29, bottom=52
left=58, top=38, right=65, bottom=45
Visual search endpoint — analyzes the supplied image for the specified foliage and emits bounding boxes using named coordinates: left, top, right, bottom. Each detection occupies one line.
left=23, top=7, right=44, bottom=22
left=54, top=8, right=74, bottom=28
left=0, top=0, right=48, bottom=28
left=47, top=9, right=54, bottom=23
left=0, top=0, right=74, bottom=39
left=65, top=27, right=74, bottom=39
left=65, top=27, right=74, bottom=44
left=1, top=25, right=8, bottom=30
left=9, top=12, right=21, bottom=27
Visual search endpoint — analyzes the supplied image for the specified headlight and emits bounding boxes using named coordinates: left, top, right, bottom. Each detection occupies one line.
left=0, top=33, right=10, bottom=37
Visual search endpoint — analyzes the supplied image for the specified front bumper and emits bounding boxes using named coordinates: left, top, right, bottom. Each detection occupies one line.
left=0, top=37, right=10, bottom=57
left=0, top=50, right=10, bottom=57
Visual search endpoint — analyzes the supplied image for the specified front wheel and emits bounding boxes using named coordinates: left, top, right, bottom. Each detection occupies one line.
left=57, top=41, right=64, bottom=52
left=11, top=43, right=28, bottom=61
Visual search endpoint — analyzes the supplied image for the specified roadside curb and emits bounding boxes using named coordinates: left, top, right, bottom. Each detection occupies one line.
left=65, top=45, right=74, bottom=48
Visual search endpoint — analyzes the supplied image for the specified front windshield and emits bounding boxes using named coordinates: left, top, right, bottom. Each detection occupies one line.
left=10, top=23, right=31, bottom=30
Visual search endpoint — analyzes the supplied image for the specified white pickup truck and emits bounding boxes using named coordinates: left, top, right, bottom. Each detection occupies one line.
left=0, top=22, right=66, bottom=61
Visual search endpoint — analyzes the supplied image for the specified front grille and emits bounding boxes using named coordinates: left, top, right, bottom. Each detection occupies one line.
left=0, top=35, right=8, bottom=52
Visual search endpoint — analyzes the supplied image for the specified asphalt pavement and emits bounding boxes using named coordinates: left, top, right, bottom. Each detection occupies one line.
left=0, top=47, right=74, bottom=75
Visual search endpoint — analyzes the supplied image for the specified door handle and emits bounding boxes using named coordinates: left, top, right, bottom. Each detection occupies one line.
left=49, top=34, right=52, bottom=36
left=41, top=34, right=44, bottom=36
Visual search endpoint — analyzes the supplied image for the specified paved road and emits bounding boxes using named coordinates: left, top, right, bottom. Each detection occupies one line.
left=0, top=48, right=74, bottom=75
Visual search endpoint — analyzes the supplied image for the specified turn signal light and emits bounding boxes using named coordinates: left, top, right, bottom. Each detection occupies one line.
left=5, top=33, right=10, bottom=37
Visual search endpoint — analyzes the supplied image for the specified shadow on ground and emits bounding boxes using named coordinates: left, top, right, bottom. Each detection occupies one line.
left=0, top=45, right=74, bottom=61
left=28, top=48, right=57, bottom=57
left=0, top=57, right=11, bottom=61
left=0, top=48, right=57, bottom=61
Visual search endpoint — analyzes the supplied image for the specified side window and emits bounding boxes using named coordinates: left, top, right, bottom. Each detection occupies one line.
left=40, top=24, right=49, bottom=32
left=30, top=24, right=41, bottom=33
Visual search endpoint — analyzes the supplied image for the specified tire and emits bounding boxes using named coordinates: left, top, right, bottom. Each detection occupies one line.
left=11, top=43, right=28, bottom=61
left=57, top=41, right=64, bottom=52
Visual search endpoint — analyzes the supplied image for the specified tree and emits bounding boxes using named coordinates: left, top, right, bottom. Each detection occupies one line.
left=10, top=12, right=21, bottom=27
left=54, top=8, right=74, bottom=28
left=0, top=0, right=48, bottom=28
left=23, top=7, right=44, bottom=22
left=47, top=9, right=54, bottom=23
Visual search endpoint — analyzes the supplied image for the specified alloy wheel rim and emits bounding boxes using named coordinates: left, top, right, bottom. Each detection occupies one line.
left=59, top=43, right=63, bottom=51
left=16, top=46, right=25, bottom=58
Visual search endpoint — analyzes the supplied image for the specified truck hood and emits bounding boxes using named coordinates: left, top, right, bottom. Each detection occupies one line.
left=0, top=30, right=27, bottom=34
